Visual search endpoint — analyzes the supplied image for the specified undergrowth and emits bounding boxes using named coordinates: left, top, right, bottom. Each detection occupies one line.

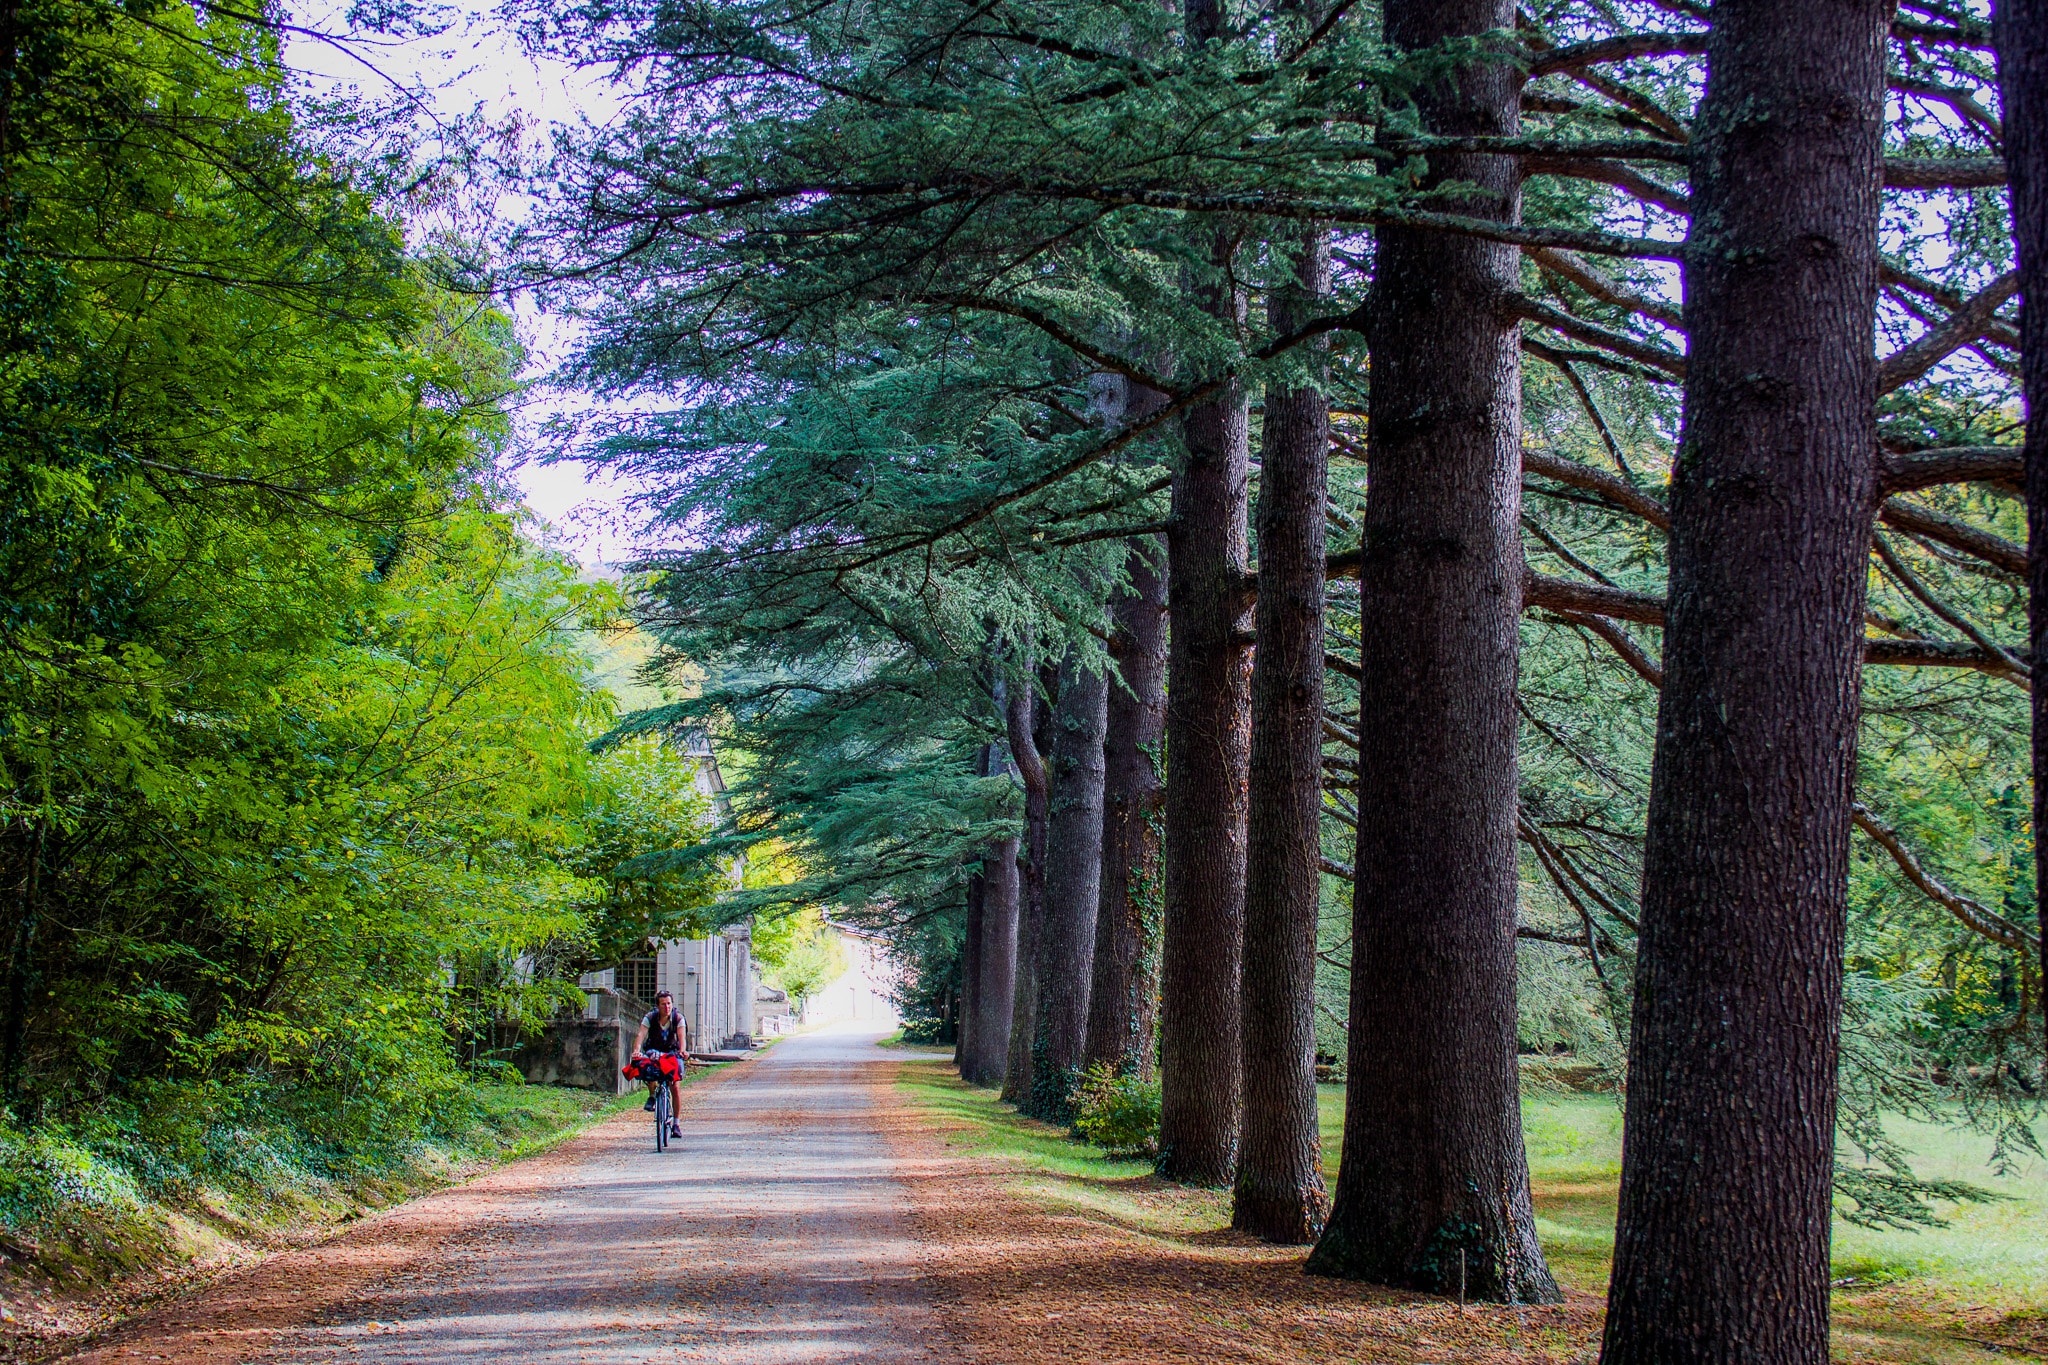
left=0, top=1081, right=629, bottom=1291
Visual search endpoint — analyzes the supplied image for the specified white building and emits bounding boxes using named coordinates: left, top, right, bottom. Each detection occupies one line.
left=802, top=921, right=903, bottom=1027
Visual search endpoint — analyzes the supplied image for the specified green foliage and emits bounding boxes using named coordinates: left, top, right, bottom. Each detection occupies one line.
left=891, top=911, right=964, bottom=1045
left=0, top=0, right=720, bottom=1192
left=1071, top=1062, right=1161, bottom=1158
left=566, top=736, right=726, bottom=970
left=519, top=0, right=2040, bottom=1222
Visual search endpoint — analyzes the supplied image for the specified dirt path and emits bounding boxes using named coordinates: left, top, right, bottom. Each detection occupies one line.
left=48, top=1031, right=1598, bottom=1365
left=872, top=1064, right=1604, bottom=1365
left=51, top=1024, right=939, bottom=1365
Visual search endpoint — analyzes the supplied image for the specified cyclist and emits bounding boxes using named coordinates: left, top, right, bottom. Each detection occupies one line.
left=632, top=989, right=687, bottom=1138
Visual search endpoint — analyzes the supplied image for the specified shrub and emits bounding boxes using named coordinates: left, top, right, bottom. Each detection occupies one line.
left=1071, top=1063, right=1160, bottom=1157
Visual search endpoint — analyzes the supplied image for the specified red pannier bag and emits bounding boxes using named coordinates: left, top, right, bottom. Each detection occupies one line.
left=622, top=1053, right=682, bottom=1083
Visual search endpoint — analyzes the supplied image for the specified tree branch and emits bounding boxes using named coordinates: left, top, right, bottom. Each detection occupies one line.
left=922, top=292, right=1183, bottom=396
left=1524, top=31, right=1709, bottom=75
left=1852, top=804, right=2042, bottom=954
left=1883, top=155, right=2008, bottom=189
left=1872, top=533, right=2030, bottom=677
left=1523, top=449, right=1672, bottom=528
left=1879, top=497, right=2026, bottom=576
left=1878, top=445, right=2024, bottom=494
left=1509, top=292, right=1686, bottom=377
left=1524, top=247, right=1685, bottom=328
left=1522, top=567, right=2025, bottom=681
left=1877, top=270, right=2021, bottom=392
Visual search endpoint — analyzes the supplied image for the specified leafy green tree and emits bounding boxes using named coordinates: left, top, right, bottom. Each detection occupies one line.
left=0, top=0, right=729, bottom=1175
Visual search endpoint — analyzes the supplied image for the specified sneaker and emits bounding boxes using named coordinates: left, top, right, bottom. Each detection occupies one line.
left=643, top=1098, right=656, bottom=1112
left=668, top=1122, right=682, bottom=1139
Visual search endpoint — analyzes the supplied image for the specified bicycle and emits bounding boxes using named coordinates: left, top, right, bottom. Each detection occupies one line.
left=624, top=1051, right=683, bottom=1153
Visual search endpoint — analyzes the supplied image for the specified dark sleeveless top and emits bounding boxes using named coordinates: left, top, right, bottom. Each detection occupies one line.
left=642, top=1008, right=685, bottom=1053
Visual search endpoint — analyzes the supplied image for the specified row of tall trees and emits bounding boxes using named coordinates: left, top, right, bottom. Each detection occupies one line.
left=525, top=0, right=2043, bottom=1358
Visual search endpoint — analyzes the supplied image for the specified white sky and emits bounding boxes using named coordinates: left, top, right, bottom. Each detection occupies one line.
left=286, top=3, right=644, bottom=565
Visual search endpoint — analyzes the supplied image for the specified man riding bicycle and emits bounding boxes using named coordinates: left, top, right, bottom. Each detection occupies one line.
left=632, top=989, right=687, bottom=1139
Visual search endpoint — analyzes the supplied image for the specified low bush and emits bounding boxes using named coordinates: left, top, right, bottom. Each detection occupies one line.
left=1071, top=1063, right=1160, bottom=1157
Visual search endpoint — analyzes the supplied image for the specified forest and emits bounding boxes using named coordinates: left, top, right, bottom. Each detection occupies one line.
left=3, top=0, right=2045, bottom=1361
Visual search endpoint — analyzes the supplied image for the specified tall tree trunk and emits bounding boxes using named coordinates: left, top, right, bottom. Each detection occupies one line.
left=1999, top=0, right=2048, bottom=1048
left=966, top=710, right=1021, bottom=1087
left=958, top=857, right=982, bottom=1071
left=1234, top=225, right=1333, bottom=1244
left=1600, top=4, right=1887, bottom=1362
left=1027, top=655, right=1109, bottom=1120
left=1156, top=243, right=1252, bottom=1181
left=969, top=826, right=1020, bottom=1085
left=1306, top=0, right=1557, bottom=1301
left=1155, top=0, right=1251, bottom=1188
left=1002, top=675, right=1050, bottom=1106
left=1085, top=536, right=1170, bottom=1080
left=958, top=724, right=1011, bottom=1073
left=959, top=739, right=999, bottom=1074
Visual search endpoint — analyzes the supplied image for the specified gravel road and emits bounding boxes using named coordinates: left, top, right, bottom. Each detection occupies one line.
left=64, top=1023, right=939, bottom=1365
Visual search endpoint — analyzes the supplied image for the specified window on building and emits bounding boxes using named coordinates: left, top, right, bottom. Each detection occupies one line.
left=618, top=957, right=656, bottom=1004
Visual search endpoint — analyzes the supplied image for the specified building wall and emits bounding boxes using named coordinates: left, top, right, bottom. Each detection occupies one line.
left=578, top=925, right=760, bottom=1052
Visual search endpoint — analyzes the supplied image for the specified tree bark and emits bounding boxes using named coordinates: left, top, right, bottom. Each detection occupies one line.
left=1001, top=674, right=1050, bottom=1107
left=1155, top=0, right=1251, bottom=1189
left=958, top=855, right=981, bottom=1072
left=1998, top=0, right=2048, bottom=1049
left=1085, top=536, right=1170, bottom=1081
left=1156, top=227, right=1253, bottom=1183
left=969, top=829, right=1020, bottom=1084
left=1306, top=0, right=1558, bottom=1302
left=1026, top=654, right=1109, bottom=1121
left=1600, top=3, right=1887, bottom=1362
left=959, top=728, right=1013, bottom=1079
left=1234, top=224, right=1333, bottom=1245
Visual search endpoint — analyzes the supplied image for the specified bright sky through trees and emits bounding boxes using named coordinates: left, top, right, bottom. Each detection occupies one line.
left=285, top=0, right=637, bottom=562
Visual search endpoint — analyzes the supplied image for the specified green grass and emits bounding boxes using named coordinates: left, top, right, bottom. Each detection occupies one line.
left=1323, top=1082, right=2048, bottom=1358
left=900, top=1061, right=2048, bottom=1361
left=908, top=1063, right=2046, bottom=1306
left=455, top=1082, right=643, bottom=1165
left=897, top=1060, right=1229, bottom=1236
left=1335, top=1088, right=2048, bottom=1303
left=1831, top=1112, right=2048, bottom=1295
left=876, top=1030, right=953, bottom=1052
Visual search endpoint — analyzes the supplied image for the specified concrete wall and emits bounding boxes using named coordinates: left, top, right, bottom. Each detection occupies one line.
left=513, top=1018, right=633, bottom=1095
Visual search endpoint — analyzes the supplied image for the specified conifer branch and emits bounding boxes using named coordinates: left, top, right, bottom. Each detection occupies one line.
left=1508, top=292, right=1687, bottom=378
left=1877, top=270, right=2022, bottom=392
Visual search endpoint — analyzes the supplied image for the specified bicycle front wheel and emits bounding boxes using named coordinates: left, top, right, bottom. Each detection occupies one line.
left=654, top=1084, right=670, bottom=1152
